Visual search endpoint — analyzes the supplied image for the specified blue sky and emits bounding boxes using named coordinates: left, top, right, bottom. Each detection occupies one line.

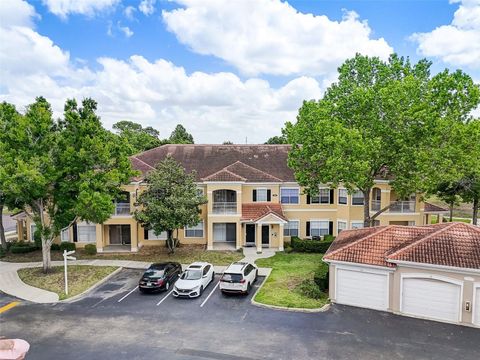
left=1, top=0, right=479, bottom=143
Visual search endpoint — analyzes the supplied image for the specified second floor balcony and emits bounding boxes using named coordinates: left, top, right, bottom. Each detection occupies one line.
left=212, top=189, right=237, bottom=214
left=389, top=201, right=415, bottom=213
left=113, top=202, right=131, bottom=216
left=212, top=202, right=237, bottom=214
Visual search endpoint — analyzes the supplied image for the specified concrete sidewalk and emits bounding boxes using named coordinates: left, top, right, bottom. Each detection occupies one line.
left=0, top=254, right=274, bottom=303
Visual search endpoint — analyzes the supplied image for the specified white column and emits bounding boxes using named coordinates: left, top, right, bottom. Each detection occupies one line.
left=256, top=223, right=262, bottom=253
left=278, top=224, right=284, bottom=251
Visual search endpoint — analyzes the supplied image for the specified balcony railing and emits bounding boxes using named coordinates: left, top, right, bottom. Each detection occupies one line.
left=389, top=201, right=415, bottom=213
left=113, top=203, right=131, bottom=216
left=371, top=200, right=381, bottom=211
left=212, top=202, right=237, bottom=214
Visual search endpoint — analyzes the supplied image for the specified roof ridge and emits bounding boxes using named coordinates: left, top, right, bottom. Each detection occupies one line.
left=454, top=221, right=480, bottom=234
left=324, top=226, right=392, bottom=258
left=226, top=161, right=283, bottom=182
left=130, top=156, right=155, bottom=170
left=387, top=222, right=458, bottom=259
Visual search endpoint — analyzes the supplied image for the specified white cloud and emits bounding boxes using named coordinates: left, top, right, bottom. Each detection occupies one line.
left=41, top=0, right=120, bottom=19
left=0, top=1, right=322, bottom=143
left=162, top=0, right=393, bottom=76
left=124, top=5, right=136, bottom=21
left=411, top=0, right=480, bottom=69
left=0, top=0, right=38, bottom=28
left=119, top=25, right=134, bottom=38
left=139, top=0, right=156, bottom=16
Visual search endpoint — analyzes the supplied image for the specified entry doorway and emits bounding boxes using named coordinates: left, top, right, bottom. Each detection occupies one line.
left=109, top=225, right=131, bottom=245
left=245, top=224, right=255, bottom=247
left=261, top=225, right=269, bottom=246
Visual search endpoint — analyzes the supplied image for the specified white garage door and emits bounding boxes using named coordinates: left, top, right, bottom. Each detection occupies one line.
left=401, top=277, right=461, bottom=323
left=336, top=267, right=389, bottom=310
left=474, top=287, right=480, bottom=327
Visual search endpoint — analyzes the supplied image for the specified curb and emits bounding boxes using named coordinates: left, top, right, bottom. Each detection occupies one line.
left=60, top=266, right=123, bottom=303
left=251, top=269, right=331, bottom=313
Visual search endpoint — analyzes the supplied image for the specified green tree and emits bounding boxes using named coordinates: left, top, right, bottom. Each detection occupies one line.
left=168, top=124, right=194, bottom=144
left=7, top=97, right=135, bottom=271
left=286, top=54, right=480, bottom=227
left=134, top=155, right=207, bottom=253
left=265, top=134, right=287, bottom=144
left=223, top=140, right=234, bottom=145
left=113, top=120, right=163, bottom=155
left=435, top=181, right=463, bottom=222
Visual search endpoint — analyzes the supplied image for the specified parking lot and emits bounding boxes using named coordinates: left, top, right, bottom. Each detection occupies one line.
left=2, top=268, right=480, bottom=360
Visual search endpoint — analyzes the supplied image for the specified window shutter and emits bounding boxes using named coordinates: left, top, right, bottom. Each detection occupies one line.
left=144, top=227, right=149, bottom=240
left=306, top=194, right=311, bottom=204
left=306, top=221, right=310, bottom=237
left=72, top=223, right=78, bottom=243
left=267, top=189, right=271, bottom=201
left=330, top=189, right=335, bottom=204
left=329, top=221, right=333, bottom=235
left=253, top=190, right=257, bottom=202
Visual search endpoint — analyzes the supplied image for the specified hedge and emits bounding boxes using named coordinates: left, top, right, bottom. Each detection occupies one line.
left=291, top=236, right=334, bottom=253
left=313, top=266, right=329, bottom=292
left=10, top=244, right=37, bottom=254
left=60, top=242, right=76, bottom=252
left=84, top=244, right=97, bottom=255
left=51, top=244, right=61, bottom=251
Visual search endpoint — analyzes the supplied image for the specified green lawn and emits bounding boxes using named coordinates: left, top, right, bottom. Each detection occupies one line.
left=18, top=265, right=118, bottom=300
left=3, top=245, right=244, bottom=265
left=255, top=252, right=329, bottom=309
left=430, top=215, right=472, bottom=224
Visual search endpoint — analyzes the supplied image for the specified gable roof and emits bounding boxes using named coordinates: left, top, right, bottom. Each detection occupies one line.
left=241, top=203, right=287, bottom=223
left=424, top=202, right=449, bottom=213
left=130, top=144, right=294, bottom=182
left=202, top=168, right=247, bottom=182
left=323, top=222, right=480, bottom=270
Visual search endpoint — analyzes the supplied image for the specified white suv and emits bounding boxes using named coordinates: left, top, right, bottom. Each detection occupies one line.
left=220, top=262, right=258, bottom=294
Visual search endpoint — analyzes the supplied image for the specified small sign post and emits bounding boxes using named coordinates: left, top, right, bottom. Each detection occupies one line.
left=63, top=250, right=76, bottom=295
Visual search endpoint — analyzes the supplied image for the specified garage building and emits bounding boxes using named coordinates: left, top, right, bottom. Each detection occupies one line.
left=323, top=222, right=480, bottom=327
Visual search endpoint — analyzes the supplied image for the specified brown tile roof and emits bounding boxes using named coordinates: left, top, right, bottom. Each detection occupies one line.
left=324, top=222, right=480, bottom=270
left=202, top=168, right=247, bottom=182
left=130, top=144, right=294, bottom=182
left=241, top=203, right=287, bottom=222
left=424, top=202, right=449, bottom=213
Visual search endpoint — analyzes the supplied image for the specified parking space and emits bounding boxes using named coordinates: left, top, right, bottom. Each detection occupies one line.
left=70, top=269, right=265, bottom=317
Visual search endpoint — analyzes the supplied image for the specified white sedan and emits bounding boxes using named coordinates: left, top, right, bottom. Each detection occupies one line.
left=172, top=262, right=215, bottom=298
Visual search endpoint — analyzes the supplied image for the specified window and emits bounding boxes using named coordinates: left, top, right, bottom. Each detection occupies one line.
left=338, top=189, right=348, bottom=205
left=408, top=221, right=415, bottom=226
left=310, top=188, right=330, bottom=204
left=352, top=190, right=364, bottom=205
left=351, top=221, right=364, bottom=229
left=30, top=224, right=39, bottom=241
left=213, top=223, right=236, bottom=242
left=337, top=221, right=347, bottom=234
left=283, top=220, right=299, bottom=237
left=146, top=229, right=168, bottom=240
left=77, top=223, right=96, bottom=243
left=280, top=188, right=299, bottom=204
left=185, top=221, right=204, bottom=238
left=310, top=221, right=329, bottom=237
left=61, top=228, right=70, bottom=242
left=254, top=188, right=268, bottom=202
left=203, top=265, right=210, bottom=276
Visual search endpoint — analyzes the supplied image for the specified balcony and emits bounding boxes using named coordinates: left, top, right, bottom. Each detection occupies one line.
left=212, top=202, right=237, bottom=214
left=113, top=203, right=131, bottom=216
left=389, top=201, right=415, bottom=213
left=371, top=200, right=381, bottom=211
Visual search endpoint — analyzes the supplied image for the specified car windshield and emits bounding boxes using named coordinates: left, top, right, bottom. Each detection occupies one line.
left=222, top=273, right=243, bottom=282
left=143, top=269, right=164, bottom=279
left=181, top=270, right=202, bottom=280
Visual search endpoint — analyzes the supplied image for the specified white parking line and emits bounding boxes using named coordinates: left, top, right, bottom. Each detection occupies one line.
left=117, top=286, right=138, bottom=303
left=156, top=289, right=174, bottom=306
left=200, top=281, right=220, bottom=308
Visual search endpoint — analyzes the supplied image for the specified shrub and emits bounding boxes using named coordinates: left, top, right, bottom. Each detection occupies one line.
left=50, top=243, right=61, bottom=251
left=60, top=242, right=76, bottom=252
left=291, top=236, right=334, bottom=253
left=10, top=244, right=37, bottom=254
left=323, top=234, right=335, bottom=242
left=313, top=266, right=329, bottom=292
left=33, top=228, right=42, bottom=249
left=84, top=244, right=97, bottom=255
left=0, top=247, right=5, bottom=258
left=296, top=279, right=325, bottom=299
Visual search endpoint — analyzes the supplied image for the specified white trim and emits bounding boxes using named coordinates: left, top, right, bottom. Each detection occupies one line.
left=388, top=259, right=480, bottom=275
left=202, top=181, right=245, bottom=184
left=325, top=260, right=395, bottom=272
left=208, top=214, right=241, bottom=217
left=283, top=209, right=337, bottom=212
left=473, top=283, right=480, bottom=327
left=254, top=187, right=268, bottom=202
left=374, top=180, right=391, bottom=184
left=399, top=273, right=464, bottom=323
left=380, top=212, right=421, bottom=216
left=333, top=263, right=390, bottom=311
left=337, top=220, right=348, bottom=235
left=350, top=220, right=364, bottom=229
left=380, top=189, right=391, bottom=193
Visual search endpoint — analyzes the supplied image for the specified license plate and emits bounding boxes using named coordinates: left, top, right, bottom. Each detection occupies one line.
left=147, top=282, right=152, bottom=286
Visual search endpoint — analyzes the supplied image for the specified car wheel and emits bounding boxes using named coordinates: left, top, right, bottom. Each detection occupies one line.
left=246, top=282, right=251, bottom=294
left=165, top=281, right=170, bottom=291
left=211, top=272, right=215, bottom=284
left=199, top=286, right=204, bottom=296
left=254, top=270, right=258, bottom=282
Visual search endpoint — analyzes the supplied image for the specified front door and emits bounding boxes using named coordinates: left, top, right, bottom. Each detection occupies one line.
left=261, top=225, right=269, bottom=246
left=245, top=224, right=255, bottom=246
left=109, top=225, right=131, bottom=245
